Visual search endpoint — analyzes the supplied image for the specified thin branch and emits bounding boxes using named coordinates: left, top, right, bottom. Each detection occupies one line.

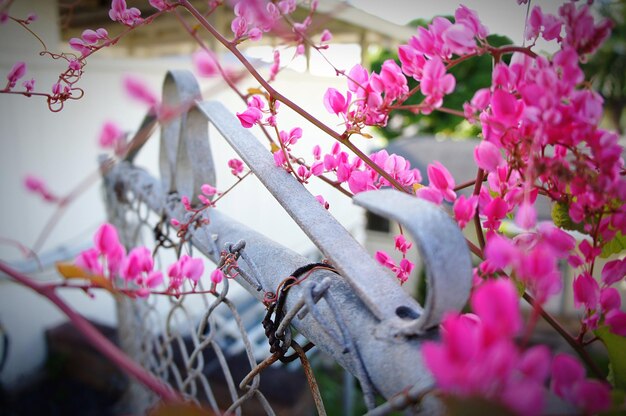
left=0, top=261, right=181, bottom=401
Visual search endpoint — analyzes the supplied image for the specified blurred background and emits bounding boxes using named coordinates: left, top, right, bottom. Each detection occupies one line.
left=0, top=0, right=624, bottom=414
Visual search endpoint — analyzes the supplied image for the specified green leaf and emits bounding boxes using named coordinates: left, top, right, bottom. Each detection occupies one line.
left=595, top=326, right=626, bottom=389
left=551, top=201, right=586, bottom=233
left=601, top=231, right=626, bottom=258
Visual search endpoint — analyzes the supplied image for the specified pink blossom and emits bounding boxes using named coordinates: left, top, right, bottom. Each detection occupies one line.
left=420, top=57, right=455, bottom=110
left=120, top=247, right=153, bottom=281
left=320, top=29, right=332, bottom=43
left=471, top=278, right=521, bottom=340
left=323, top=88, right=350, bottom=115
left=6, top=61, right=26, bottom=89
left=146, top=271, right=163, bottom=288
left=24, top=175, right=58, bottom=203
left=93, top=223, right=121, bottom=254
left=454, top=5, right=488, bottom=39
left=415, top=186, right=443, bottom=205
left=193, top=50, right=219, bottom=77
left=374, top=250, right=396, bottom=269
left=182, top=256, right=204, bottom=282
left=109, top=0, right=143, bottom=26
left=123, top=75, right=158, bottom=107
left=211, top=268, right=224, bottom=284
left=482, top=197, right=508, bottom=230
left=601, top=258, right=626, bottom=286
left=69, top=38, right=90, bottom=55
left=394, top=235, right=412, bottom=254
left=427, top=161, right=456, bottom=202
left=347, top=170, right=375, bottom=194
left=423, top=279, right=548, bottom=416
left=453, top=195, right=478, bottom=229
left=605, top=310, right=626, bottom=336
left=21, top=78, right=35, bottom=93
left=149, top=0, right=169, bottom=11
left=236, top=107, right=262, bottom=128
left=573, top=272, right=600, bottom=310
left=75, top=248, right=103, bottom=276
left=474, top=141, right=504, bottom=172
left=551, top=353, right=611, bottom=414
left=201, top=184, right=218, bottom=196
left=442, top=24, right=476, bottom=56
left=98, top=121, right=123, bottom=148
left=315, top=195, right=329, bottom=209
left=279, top=127, right=302, bottom=146
left=228, top=158, right=244, bottom=176
left=396, top=258, right=414, bottom=283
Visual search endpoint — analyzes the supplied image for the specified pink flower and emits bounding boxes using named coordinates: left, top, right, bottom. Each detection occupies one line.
left=228, top=158, right=244, bottom=176
left=269, top=49, right=280, bottom=81
left=471, top=278, right=522, bottom=340
left=396, top=258, right=414, bottom=283
left=442, top=24, right=476, bottom=55
left=192, top=50, right=219, bottom=77
left=551, top=353, right=611, bottom=414
left=94, top=223, right=121, bottom=256
left=24, top=175, right=58, bottom=203
left=415, top=186, right=443, bottom=205
left=22, top=78, right=35, bottom=93
left=75, top=248, right=103, bottom=276
left=427, top=161, right=456, bottom=202
left=420, top=57, right=455, bottom=110
left=315, top=195, right=329, bottom=209
left=109, top=0, right=143, bottom=26
left=149, top=0, right=169, bottom=11
left=279, top=127, right=302, bottom=146
left=482, top=197, right=508, bottom=230
left=573, top=272, right=600, bottom=310
left=601, top=258, right=626, bottom=286
left=211, top=268, right=224, bottom=284
left=474, top=141, right=504, bottom=172
left=69, top=38, right=90, bottom=55
left=374, top=250, right=396, bottom=269
left=236, top=107, right=262, bottom=128
left=453, top=195, right=478, bottom=229
left=201, top=184, right=218, bottom=196
left=6, top=61, right=26, bottom=90
left=394, top=235, right=412, bottom=254
left=181, top=256, right=204, bottom=283
left=320, top=29, right=332, bottom=43
left=98, top=121, right=123, bottom=148
left=123, top=75, right=158, bottom=107
left=323, top=88, right=350, bottom=115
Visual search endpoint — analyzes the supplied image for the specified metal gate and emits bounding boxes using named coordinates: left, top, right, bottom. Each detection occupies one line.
left=103, top=70, right=472, bottom=415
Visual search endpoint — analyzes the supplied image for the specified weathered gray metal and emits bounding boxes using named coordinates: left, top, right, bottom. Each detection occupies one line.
left=106, top=69, right=473, bottom=413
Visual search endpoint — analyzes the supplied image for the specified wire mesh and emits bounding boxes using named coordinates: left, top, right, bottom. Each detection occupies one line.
left=105, top=182, right=313, bottom=415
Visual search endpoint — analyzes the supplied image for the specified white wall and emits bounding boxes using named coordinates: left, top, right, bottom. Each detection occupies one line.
left=0, top=1, right=367, bottom=386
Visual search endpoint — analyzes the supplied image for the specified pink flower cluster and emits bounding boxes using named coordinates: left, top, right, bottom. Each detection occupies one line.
left=374, top=235, right=414, bottom=284
left=69, top=28, right=109, bottom=57
left=109, top=0, right=143, bottom=27
left=4, top=61, right=34, bottom=93
left=423, top=279, right=611, bottom=416
left=229, top=0, right=299, bottom=42
left=74, top=223, right=209, bottom=297
left=573, top=257, right=626, bottom=336
left=484, top=219, right=576, bottom=304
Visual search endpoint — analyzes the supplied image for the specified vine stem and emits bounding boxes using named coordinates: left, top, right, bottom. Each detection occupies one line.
left=177, top=0, right=408, bottom=194
left=0, top=261, right=181, bottom=402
